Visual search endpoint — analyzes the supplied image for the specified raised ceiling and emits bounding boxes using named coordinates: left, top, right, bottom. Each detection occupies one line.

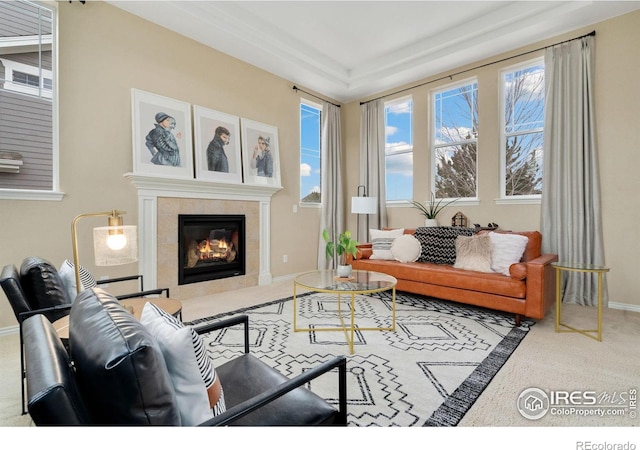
left=108, top=1, right=640, bottom=103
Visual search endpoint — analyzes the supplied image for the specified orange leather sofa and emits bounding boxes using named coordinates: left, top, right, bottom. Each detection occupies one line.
left=347, top=229, right=558, bottom=325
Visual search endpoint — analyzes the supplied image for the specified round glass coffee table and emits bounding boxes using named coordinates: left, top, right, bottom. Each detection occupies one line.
left=293, top=269, right=397, bottom=354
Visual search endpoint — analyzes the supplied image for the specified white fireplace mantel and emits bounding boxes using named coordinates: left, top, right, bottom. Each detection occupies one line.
left=124, top=173, right=282, bottom=289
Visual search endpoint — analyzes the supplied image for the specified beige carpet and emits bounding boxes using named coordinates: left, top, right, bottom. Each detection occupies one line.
left=2, top=279, right=639, bottom=432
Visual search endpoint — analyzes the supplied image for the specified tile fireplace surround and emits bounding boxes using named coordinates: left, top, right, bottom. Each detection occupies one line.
left=125, top=173, right=281, bottom=300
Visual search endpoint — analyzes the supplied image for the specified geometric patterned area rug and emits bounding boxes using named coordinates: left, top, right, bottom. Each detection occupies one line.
left=187, top=290, right=534, bottom=426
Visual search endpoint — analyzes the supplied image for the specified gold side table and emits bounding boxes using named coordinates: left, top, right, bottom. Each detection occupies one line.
left=552, top=262, right=609, bottom=341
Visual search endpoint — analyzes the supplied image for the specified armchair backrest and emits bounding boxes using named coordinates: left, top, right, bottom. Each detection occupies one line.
left=19, top=257, right=70, bottom=316
left=2, top=256, right=70, bottom=323
left=0, top=264, right=31, bottom=322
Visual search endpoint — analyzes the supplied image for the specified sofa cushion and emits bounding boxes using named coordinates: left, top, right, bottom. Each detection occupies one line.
left=69, top=288, right=181, bottom=425
left=370, top=228, right=404, bottom=260
left=414, top=226, right=477, bottom=265
left=58, top=259, right=97, bottom=303
left=453, top=234, right=492, bottom=273
left=19, top=257, right=70, bottom=320
left=141, top=302, right=226, bottom=424
left=489, top=232, right=529, bottom=276
left=391, top=234, right=421, bottom=263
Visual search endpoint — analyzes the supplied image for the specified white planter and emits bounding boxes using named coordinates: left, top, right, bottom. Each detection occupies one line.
left=424, top=218, right=438, bottom=227
left=337, top=264, right=352, bottom=278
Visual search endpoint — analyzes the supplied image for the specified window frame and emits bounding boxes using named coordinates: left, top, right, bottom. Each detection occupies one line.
left=498, top=57, right=544, bottom=205
left=0, top=0, right=62, bottom=201
left=430, top=77, right=479, bottom=203
left=384, top=95, right=414, bottom=205
left=298, top=97, right=322, bottom=207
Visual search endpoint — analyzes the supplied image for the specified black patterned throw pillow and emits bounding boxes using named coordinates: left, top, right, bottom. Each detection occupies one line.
left=413, top=226, right=477, bottom=265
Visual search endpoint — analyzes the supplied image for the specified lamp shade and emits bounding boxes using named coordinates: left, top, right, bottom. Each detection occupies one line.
left=351, top=196, right=377, bottom=214
left=93, top=225, right=138, bottom=266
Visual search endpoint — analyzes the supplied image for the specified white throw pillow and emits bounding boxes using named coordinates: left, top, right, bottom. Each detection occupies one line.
left=488, top=232, right=529, bottom=276
left=370, top=228, right=405, bottom=260
left=141, top=302, right=224, bottom=425
left=391, top=234, right=421, bottom=263
left=58, top=259, right=97, bottom=303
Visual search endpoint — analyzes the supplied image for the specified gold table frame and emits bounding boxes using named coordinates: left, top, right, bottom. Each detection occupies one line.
left=553, top=262, right=609, bottom=342
left=293, top=270, right=397, bottom=354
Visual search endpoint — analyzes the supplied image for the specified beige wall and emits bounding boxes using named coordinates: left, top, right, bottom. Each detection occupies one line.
left=0, top=2, right=326, bottom=329
left=1, top=3, right=638, bottom=330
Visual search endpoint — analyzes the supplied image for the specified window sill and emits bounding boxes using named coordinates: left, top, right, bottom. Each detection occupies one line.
left=494, top=197, right=541, bottom=205
left=0, top=189, right=65, bottom=201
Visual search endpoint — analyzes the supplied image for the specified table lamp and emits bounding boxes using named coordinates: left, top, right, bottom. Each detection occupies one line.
left=71, top=209, right=138, bottom=293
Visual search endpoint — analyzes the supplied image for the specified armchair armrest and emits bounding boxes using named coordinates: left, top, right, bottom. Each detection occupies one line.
left=200, top=355, right=347, bottom=426
left=18, top=304, right=72, bottom=324
left=115, top=287, right=170, bottom=301
left=97, top=274, right=144, bottom=291
left=192, top=315, right=250, bottom=354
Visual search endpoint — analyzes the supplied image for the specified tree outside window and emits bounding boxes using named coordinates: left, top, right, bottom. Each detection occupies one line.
left=502, top=61, right=544, bottom=197
left=432, top=81, right=478, bottom=199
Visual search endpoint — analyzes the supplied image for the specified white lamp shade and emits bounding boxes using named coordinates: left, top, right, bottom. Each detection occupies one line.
left=351, top=196, right=377, bottom=214
left=93, top=225, right=138, bottom=266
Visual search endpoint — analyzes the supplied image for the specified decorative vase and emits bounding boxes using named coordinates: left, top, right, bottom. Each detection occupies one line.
left=337, top=264, right=352, bottom=278
left=424, top=218, right=438, bottom=227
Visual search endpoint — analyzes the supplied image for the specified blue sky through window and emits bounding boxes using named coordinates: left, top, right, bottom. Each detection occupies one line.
left=300, top=102, right=321, bottom=202
left=385, top=98, right=413, bottom=201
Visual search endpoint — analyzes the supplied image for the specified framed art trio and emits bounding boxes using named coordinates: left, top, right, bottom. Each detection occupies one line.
left=131, top=88, right=281, bottom=188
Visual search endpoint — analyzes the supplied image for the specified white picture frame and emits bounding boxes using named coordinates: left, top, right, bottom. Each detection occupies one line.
left=240, top=118, right=282, bottom=187
left=131, top=89, right=194, bottom=179
left=193, top=106, right=242, bottom=184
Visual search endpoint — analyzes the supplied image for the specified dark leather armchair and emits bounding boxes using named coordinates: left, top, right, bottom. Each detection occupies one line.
left=23, top=288, right=347, bottom=426
left=0, top=256, right=170, bottom=414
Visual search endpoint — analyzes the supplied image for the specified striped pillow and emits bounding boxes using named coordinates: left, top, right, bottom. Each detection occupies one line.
left=369, top=228, right=405, bottom=260
left=59, top=259, right=97, bottom=302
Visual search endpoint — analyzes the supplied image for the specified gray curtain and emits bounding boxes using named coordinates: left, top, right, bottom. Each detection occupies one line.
left=541, top=35, right=607, bottom=306
left=318, top=102, right=344, bottom=269
left=358, top=99, right=387, bottom=241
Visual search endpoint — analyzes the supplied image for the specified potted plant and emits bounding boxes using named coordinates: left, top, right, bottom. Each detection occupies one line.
left=408, top=192, right=458, bottom=227
left=322, top=229, right=359, bottom=277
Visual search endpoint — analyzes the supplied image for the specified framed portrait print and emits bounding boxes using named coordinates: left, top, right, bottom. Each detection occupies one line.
left=193, top=106, right=242, bottom=184
left=131, top=89, right=194, bottom=179
left=241, top=118, right=282, bottom=187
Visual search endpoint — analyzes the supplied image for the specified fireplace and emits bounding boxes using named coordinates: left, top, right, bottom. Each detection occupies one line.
left=178, top=214, right=246, bottom=285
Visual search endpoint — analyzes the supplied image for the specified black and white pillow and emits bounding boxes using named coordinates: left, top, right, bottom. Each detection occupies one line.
left=58, top=259, right=97, bottom=302
left=140, top=302, right=226, bottom=424
left=414, top=226, right=477, bottom=265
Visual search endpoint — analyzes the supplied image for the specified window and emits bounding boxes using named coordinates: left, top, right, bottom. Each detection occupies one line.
left=0, top=0, right=59, bottom=199
left=299, top=100, right=322, bottom=204
left=1, top=59, right=53, bottom=99
left=501, top=60, right=544, bottom=198
left=384, top=96, right=413, bottom=202
left=432, top=80, right=478, bottom=199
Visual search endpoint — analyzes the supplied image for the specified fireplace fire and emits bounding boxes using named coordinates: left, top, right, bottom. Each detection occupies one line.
left=178, top=214, right=245, bottom=285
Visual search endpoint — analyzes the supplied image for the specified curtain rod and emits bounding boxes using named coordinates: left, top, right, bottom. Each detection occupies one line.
left=360, top=30, right=596, bottom=105
left=292, top=85, right=341, bottom=108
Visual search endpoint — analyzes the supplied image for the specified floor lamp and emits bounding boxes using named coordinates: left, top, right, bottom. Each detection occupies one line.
left=351, top=185, right=377, bottom=243
left=71, top=210, right=138, bottom=293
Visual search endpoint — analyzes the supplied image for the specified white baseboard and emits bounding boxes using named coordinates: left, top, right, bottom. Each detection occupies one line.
left=608, top=301, right=640, bottom=313
left=0, top=325, right=18, bottom=337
